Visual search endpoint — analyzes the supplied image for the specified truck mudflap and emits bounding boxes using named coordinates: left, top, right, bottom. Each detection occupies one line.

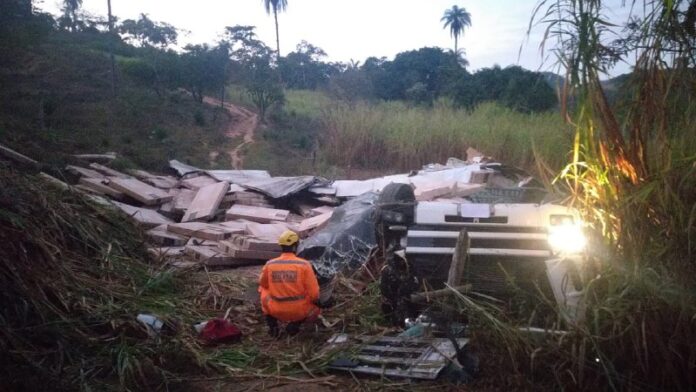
left=545, top=257, right=586, bottom=324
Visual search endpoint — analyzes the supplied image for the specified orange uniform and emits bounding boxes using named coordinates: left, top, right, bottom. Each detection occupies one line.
left=258, top=252, right=320, bottom=323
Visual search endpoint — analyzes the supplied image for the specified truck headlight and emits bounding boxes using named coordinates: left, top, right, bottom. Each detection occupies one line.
left=548, top=215, right=586, bottom=254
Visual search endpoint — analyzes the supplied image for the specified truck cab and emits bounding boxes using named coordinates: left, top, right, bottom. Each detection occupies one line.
left=378, top=183, right=587, bottom=326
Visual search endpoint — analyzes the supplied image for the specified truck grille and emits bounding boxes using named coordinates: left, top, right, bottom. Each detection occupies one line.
left=405, top=224, right=553, bottom=293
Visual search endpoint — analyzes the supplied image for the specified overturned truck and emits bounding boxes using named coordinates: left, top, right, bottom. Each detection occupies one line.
left=301, top=158, right=588, bottom=327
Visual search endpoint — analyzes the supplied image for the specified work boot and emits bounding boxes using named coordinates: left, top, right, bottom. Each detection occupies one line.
left=266, top=316, right=281, bottom=338
left=285, top=321, right=301, bottom=336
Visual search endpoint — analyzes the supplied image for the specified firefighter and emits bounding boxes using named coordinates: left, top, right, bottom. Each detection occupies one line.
left=258, top=230, right=320, bottom=337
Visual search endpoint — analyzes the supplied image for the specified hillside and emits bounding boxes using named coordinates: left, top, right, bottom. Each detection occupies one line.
left=0, top=30, right=234, bottom=172
left=2, top=1, right=696, bottom=391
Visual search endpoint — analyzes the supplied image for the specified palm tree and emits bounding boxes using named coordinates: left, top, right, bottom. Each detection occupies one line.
left=441, top=5, right=471, bottom=54
left=63, top=0, right=83, bottom=31
left=263, top=0, right=288, bottom=60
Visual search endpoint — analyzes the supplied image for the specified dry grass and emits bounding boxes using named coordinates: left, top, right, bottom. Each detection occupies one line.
left=0, top=167, right=209, bottom=390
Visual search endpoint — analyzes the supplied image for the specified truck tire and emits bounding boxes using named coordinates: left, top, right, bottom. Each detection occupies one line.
left=379, top=183, right=415, bottom=204
left=378, top=183, right=415, bottom=224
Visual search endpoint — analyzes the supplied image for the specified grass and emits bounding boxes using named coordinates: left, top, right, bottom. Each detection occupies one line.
left=320, top=99, right=571, bottom=173
left=0, top=32, right=233, bottom=172
left=0, top=167, right=209, bottom=390
left=229, top=87, right=571, bottom=178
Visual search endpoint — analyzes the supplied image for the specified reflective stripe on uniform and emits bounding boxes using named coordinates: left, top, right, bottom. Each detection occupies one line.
left=270, top=294, right=306, bottom=302
left=267, top=260, right=307, bottom=265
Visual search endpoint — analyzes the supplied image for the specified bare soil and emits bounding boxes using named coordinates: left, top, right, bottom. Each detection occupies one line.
left=203, top=96, right=259, bottom=169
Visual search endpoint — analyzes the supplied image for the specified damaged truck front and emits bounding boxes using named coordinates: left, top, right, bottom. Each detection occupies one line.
left=301, top=160, right=590, bottom=328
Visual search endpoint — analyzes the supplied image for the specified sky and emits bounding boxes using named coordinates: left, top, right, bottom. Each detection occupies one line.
left=36, top=0, right=635, bottom=76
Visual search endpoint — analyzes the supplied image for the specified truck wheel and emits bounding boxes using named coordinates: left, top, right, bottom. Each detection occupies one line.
left=378, top=183, right=415, bottom=224
left=379, top=183, right=415, bottom=204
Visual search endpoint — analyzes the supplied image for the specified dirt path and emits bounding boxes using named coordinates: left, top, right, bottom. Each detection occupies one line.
left=203, top=96, right=258, bottom=169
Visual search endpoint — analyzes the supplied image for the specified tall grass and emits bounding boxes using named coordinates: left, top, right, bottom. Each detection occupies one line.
left=447, top=1, right=696, bottom=390
left=0, top=168, right=208, bottom=390
left=321, top=100, right=571, bottom=173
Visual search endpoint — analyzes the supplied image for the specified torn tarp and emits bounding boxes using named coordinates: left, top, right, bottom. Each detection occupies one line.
left=168, top=160, right=271, bottom=183
left=206, top=170, right=271, bottom=184
left=242, top=176, right=328, bottom=199
left=169, top=160, right=202, bottom=176
left=298, top=192, right=378, bottom=279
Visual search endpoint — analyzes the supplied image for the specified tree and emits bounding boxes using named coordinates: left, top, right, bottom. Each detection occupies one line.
left=106, top=0, right=116, bottom=96
left=119, top=14, right=177, bottom=48
left=119, top=14, right=178, bottom=96
left=279, top=41, right=335, bottom=89
left=441, top=5, right=471, bottom=54
left=223, top=25, right=284, bottom=120
left=181, top=44, right=229, bottom=103
left=377, top=47, right=463, bottom=101
left=60, top=0, right=83, bottom=32
left=262, top=0, right=288, bottom=60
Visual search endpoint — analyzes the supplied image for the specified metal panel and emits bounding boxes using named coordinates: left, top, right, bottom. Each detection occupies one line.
left=408, top=230, right=547, bottom=240
left=406, top=246, right=550, bottom=258
left=326, top=334, right=468, bottom=380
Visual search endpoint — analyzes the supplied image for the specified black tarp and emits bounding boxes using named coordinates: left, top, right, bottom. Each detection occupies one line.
left=243, top=176, right=329, bottom=199
left=298, top=192, right=378, bottom=280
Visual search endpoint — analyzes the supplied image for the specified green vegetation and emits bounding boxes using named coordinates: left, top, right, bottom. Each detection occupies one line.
left=320, top=100, right=569, bottom=173
left=0, top=168, right=207, bottom=390
left=449, top=0, right=696, bottom=390
left=0, top=24, right=233, bottom=171
left=2, top=0, right=695, bottom=390
left=232, top=88, right=569, bottom=176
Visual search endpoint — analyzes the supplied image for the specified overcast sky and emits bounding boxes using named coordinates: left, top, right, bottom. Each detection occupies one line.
left=36, top=0, right=634, bottom=76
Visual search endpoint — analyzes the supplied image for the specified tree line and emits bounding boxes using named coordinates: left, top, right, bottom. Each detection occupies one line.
left=2, top=0, right=558, bottom=119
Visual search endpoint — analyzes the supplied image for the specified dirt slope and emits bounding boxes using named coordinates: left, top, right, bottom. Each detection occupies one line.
left=203, top=96, right=258, bottom=169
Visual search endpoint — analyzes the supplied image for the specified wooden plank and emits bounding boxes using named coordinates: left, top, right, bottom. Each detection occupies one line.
left=146, top=225, right=188, bottom=246
left=73, top=153, right=117, bottom=162
left=185, top=245, right=236, bottom=266
left=129, top=169, right=178, bottom=189
left=245, top=222, right=288, bottom=239
left=108, top=177, right=173, bottom=205
left=452, top=183, right=485, bottom=197
left=182, top=181, right=229, bottom=222
left=296, top=212, right=332, bottom=236
left=148, top=247, right=186, bottom=258
left=415, top=183, right=455, bottom=201
left=167, top=222, right=242, bottom=241
left=310, top=206, right=334, bottom=217
left=173, top=189, right=196, bottom=212
left=228, top=234, right=280, bottom=252
left=218, top=220, right=249, bottom=232
left=78, top=177, right=125, bottom=198
left=0, top=143, right=37, bottom=166
left=226, top=205, right=289, bottom=223
left=227, top=191, right=274, bottom=207
left=180, top=174, right=218, bottom=190
left=218, top=240, right=278, bottom=260
left=446, top=230, right=469, bottom=287
left=39, top=172, right=69, bottom=189
left=66, top=165, right=107, bottom=179
left=89, top=163, right=130, bottom=178
left=111, top=201, right=173, bottom=228
left=186, top=238, right=219, bottom=247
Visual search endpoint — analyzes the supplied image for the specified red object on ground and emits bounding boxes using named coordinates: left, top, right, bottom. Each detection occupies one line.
left=200, top=318, right=242, bottom=344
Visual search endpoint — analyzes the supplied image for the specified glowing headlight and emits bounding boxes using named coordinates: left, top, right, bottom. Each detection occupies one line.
left=548, top=215, right=586, bottom=254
